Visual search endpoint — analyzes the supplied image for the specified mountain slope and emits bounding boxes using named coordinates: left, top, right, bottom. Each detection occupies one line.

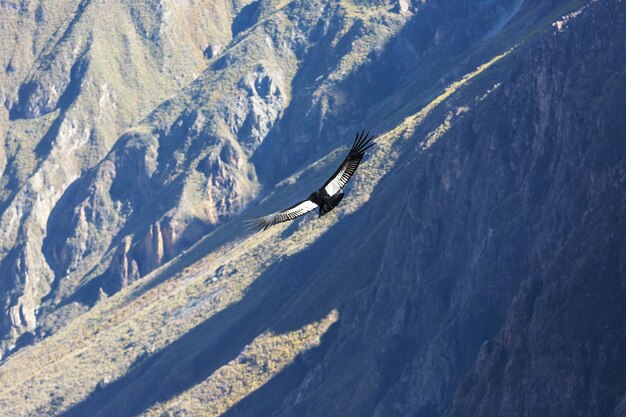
left=0, top=0, right=624, bottom=416
left=0, top=0, right=537, bottom=357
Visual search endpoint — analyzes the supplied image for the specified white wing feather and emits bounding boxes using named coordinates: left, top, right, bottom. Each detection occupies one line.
left=323, top=131, right=375, bottom=196
left=324, top=159, right=359, bottom=196
left=247, top=131, right=375, bottom=233
left=246, top=199, right=317, bottom=232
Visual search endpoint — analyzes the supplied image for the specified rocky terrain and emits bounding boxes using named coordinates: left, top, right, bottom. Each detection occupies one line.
left=0, top=0, right=624, bottom=416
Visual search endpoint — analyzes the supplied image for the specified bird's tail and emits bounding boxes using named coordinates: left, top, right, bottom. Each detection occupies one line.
left=319, top=193, right=344, bottom=216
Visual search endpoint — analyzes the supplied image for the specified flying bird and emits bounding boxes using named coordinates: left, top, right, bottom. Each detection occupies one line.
left=246, top=130, right=375, bottom=232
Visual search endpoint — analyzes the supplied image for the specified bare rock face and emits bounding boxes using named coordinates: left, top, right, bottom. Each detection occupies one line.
left=10, top=51, right=89, bottom=120
left=234, top=65, right=286, bottom=150
left=0, top=112, right=90, bottom=350
left=102, top=235, right=143, bottom=295
left=444, top=4, right=626, bottom=416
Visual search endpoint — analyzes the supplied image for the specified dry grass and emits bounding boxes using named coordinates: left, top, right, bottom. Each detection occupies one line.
left=142, top=310, right=339, bottom=417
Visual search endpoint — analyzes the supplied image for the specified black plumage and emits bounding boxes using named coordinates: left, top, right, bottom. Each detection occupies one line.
left=245, top=130, right=375, bottom=232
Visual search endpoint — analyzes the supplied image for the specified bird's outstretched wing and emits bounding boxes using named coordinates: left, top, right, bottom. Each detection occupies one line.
left=245, top=199, right=318, bottom=232
left=323, top=130, right=375, bottom=196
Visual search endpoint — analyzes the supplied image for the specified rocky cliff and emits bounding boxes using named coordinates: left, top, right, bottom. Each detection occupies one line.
left=0, top=0, right=624, bottom=416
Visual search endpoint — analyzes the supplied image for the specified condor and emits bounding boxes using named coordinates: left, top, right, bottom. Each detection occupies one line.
left=246, top=131, right=375, bottom=232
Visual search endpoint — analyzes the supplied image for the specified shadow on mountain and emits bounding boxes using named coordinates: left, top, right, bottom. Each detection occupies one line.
left=231, top=0, right=261, bottom=38
left=222, top=319, right=341, bottom=417
left=56, top=190, right=389, bottom=417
